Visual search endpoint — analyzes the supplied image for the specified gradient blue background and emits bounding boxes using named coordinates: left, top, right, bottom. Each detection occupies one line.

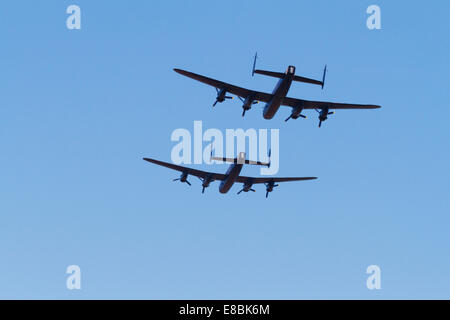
left=0, top=0, right=449, bottom=299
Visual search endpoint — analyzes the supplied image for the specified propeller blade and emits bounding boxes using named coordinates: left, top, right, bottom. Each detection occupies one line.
left=173, top=178, right=180, bottom=181
left=225, top=96, right=233, bottom=99
left=202, top=186, right=205, bottom=194
left=285, top=115, right=292, bottom=122
left=237, top=189, right=243, bottom=195
left=328, top=111, right=334, bottom=115
left=319, top=120, right=322, bottom=128
left=186, top=180, right=191, bottom=186
left=266, top=191, right=269, bottom=198
left=250, top=189, right=255, bottom=192
left=242, top=109, right=246, bottom=117
left=299, top=114, right=307, bottom=118
left=213, top=100, right=218, bottom=107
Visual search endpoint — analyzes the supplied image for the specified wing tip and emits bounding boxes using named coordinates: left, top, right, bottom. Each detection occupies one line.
left=173, top=68, right=187, bottom=75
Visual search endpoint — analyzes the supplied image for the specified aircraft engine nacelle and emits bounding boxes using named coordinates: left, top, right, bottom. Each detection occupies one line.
left=285, top=106, right=306, bottom=122
left=173, top=171, right=191, bottom=186
left=317, top=108, right=334, bottom=127
left=216, top=89, right=227, bottom=102
left=179, top=171, right=188, bottom=182
left=242, top=180, right=254, bottom=192
left=242, top=96, right=254, bottom=110
left=200, top=174, right=214, bottom=193
left=318, top=108, right=328, bottom=121
left=240, top=96, right=258, bottom=117
left=264, top=181, right=279, bottom=198
left=237, top=179, right=255, bottom=194
left=202, top=174, right=214, bottom=188
left=213, top=88, right=233, bottom=106
left=291, top=106, right=304, bottom=119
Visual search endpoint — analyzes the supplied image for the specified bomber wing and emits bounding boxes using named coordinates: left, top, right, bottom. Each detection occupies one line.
left=235, top=176, right=317, bottom=184
left=174, top=68, right=273, bottom=102
left=143, top=158, right=227, bottom=181
left=282, top=97, right=381, bottom=110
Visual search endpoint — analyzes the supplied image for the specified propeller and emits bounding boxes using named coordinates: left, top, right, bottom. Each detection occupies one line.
left=213, top=97, right=233, bottom=106
left=213, top=88, right=233, bottom=107
left=197, top=175, right=214, bottom=193
left=173, top=177, right=191, bottom=186
left=264, top=181, right=279, bottom=198
left=315, top=108, right=334, bottom=127
left=196, top=176, right=206, bottom=193
left=238, top=96, right=258, bottom=117
left=174, top=172, right=191, bottom=186
left=237, top=188, right=255, bottom=195
left=285, top=113, right=306, bottom=122
left=197, top=175, right=214, bottom=194
left=213, top=97, right=233, bottom=107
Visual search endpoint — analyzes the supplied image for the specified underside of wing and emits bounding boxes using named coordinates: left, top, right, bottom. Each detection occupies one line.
left=174, top=68, right=273, bottom=102
left=143, top=158, right=227, bottom=181
left=236, top=176, right=317, bottom=184
left=282, top=96, right=381, bottom=110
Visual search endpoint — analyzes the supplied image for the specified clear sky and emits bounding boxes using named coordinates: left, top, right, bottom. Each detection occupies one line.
left=0, top=0, right=449, bottom=299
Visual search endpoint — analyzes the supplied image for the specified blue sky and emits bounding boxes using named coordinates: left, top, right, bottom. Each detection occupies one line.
left=0, top=0, right=449, bottom=299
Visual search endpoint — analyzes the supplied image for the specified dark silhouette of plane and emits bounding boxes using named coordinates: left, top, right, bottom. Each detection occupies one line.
left=143, top=152, right=316, bottom=198
left=174, top=54, right=381, bottom=127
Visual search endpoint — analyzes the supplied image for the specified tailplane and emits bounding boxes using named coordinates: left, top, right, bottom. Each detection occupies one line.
left=251, top=52, right=326, bottom=88
left=253, top=65, right=326, bottom=87
left=211, top=152, right=270, bottom=167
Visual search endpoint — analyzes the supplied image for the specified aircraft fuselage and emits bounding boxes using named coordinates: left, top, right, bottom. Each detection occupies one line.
left=219, top=163, right=244, bottom=193
left=263, top=66, right=296, bottom=119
